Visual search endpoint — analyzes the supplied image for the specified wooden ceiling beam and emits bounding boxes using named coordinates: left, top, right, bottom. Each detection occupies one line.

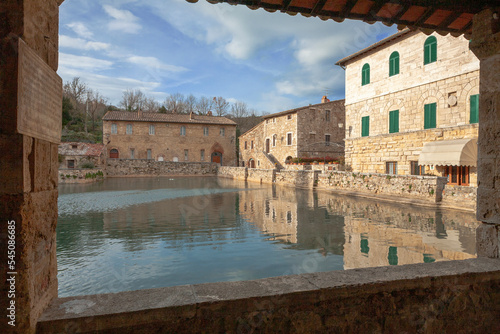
left=310, top=0, right=328, bottom=16
left=437, top=11, right=463, bottom=30
left=413, top=7, right=436, bottom=26
left=340, top=0, right=359, bottom=18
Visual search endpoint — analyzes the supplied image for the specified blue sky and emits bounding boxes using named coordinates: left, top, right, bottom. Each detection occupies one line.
left=58, top=0, right=397, bottom=114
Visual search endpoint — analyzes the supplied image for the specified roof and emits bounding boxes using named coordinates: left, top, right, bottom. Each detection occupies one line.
left=263, top=98, right=345, bottom=119
left=58, top=142, right=105, bottom=157
left=194, top=1, right=494, bottom=37
left=102, top=111, right=237, bottom=126
left=336, top=29, right=414, bottom=66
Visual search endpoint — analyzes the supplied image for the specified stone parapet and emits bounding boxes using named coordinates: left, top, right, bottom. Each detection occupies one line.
left=58, top=168, right=105, bottom=183
left=275, top=170, right=319, bottom=188
left=441, top=185, right=477, bottom=211
left=106, top=159, right=217, bottom=176
left=247, top=168, right=276, bottom=184
left=217, top=166, right=247, bottom=181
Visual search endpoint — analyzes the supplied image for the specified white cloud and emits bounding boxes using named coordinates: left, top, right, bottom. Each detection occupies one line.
left=60, top=35, right=111, bottom=51
left=66, top=22, right=93, bottom=39
left=59, top=53, right=113, bottom=71
left=103, top=5, right=142, bottom=34
left=126, top=56, right=187, bottom=73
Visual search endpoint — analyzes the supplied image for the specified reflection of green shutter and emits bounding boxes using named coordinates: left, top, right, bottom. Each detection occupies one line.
left=389, top=110, right=399, bottom=133
left=388, top=246, right=398, bottom=265
left=424, top=103, right=436, bottom=129
left=470, top=94, right=479, bottom=124
left=362, top=116, right=369, bottom=137
left=361, top=236, right=369, bottom=255
left=423, top=254, right=435, bottom=263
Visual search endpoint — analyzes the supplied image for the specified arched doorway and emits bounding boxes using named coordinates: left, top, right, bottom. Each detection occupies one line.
left=265, top=138, right=270, bottom=153
left=110, top=149, right=119, bottom=159
left=248, top=159, right=255, bottom=168
left=211, top=151, right=223, bottom=164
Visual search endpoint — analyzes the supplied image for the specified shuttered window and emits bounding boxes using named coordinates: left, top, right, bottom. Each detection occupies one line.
left=424, top=103, right=436, bottom=129
left=470, top=94, right=479, bottom=124
left=424, top=36, right=437, bottom=65
left=389, top=109, right=399, bottom=133
left=389, top=51, right=399, bottom=76
left=361, top=116, right=369, bottom=137
left=361, top=63, right=370, bottom=86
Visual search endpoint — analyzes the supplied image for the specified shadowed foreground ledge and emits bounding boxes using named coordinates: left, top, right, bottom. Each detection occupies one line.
left=37, top=258, right=500, bottom=333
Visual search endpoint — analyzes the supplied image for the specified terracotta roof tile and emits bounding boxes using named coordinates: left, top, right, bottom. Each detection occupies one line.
left=102, top=111, right=237, bottom=125
left=58, top=142, right=105, bottom=157
left=263, top=98, right=345, bottom=119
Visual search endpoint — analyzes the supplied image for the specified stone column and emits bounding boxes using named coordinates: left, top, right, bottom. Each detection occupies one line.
left=470, top=8, right=500, bottom=258
left=0, top=0, right=61, bottom=333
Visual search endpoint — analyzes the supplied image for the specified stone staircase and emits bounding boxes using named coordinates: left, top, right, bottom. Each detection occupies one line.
left=262, top=151, right=284, bottom=170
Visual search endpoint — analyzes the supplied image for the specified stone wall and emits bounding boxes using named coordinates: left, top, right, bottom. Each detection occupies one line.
left=442, top=185, right=477, bottom=211
left=247, top=168, right=276, bottom=184
left=274, top=170, right=319, bottom=188
left=217, top=166, right=247, bottom=181
left=106, top=159, right=217, bottom=176
left=317, top=171, right=447, bottom=203
left=58, top=168, right=105, bottom=183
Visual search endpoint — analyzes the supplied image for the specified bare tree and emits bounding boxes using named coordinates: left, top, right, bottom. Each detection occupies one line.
left=184, top=94, right=197, bottom=114
left=86, top=89, right=107, bottom=132
left=212, top=96, right=229, bottom=116
left=196, top=96, right=213, bottom=115
left=120, top=89, right=146, bottom=111
left=63, top=77, right=88, bottom=124
left=142, top=96, right=160, bottom=113
left=230, top=101, right=249, bottom=118
left=164, top=93, right=186, bottom=114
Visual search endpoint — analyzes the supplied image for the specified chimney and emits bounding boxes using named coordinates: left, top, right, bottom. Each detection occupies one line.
left=207, top=110, right=213, bottom=116
left=138, top=109, right=143, bottom=117
left=190, top=112, right=194, bottom=120
left=322, top=95, right=330, bottom=103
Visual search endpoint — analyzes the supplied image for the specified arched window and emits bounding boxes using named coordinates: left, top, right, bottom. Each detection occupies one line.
left=424, top=36, right=437, bottom=65
left=361, top=63, right=370, bottom=86
left=109, top=149, right=119, bottom=159
left=389, top=51, right=399, bottom=76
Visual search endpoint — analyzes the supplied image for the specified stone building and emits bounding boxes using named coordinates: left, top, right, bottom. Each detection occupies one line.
left=58, top=142, right=105, bottom=169
left=102, top=110, right=237, bottom=166
left=239, top=98, right=345, bottom=169
left=337, top=30, right=480, bottom=186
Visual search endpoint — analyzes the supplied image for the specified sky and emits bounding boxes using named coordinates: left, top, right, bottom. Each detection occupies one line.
left=58, top=0, right=397, bottom=114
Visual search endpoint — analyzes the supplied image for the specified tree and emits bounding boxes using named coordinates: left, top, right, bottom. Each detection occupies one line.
left=63, top=77, right=88, bottom=129
left=230, top=101, right=249, bottom=118
left=164, top=93, right=186, bottom=114
left=62, top=96, right=73, bottom=127
left=184, top=94, right=197, bottom=114
left=119, top=89, right=146, bottom=111
left=196, top=96, right=213, bottom=115
left=142, top=96, right=160, bottom=113
left=85, top=89, right=107, bottom=132
left=212, top=96, right=229, bottom=116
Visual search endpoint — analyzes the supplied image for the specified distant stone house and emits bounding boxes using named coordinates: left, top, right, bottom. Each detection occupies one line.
left=239, top=98, right=345, bottom=169
left=58, top=142, right=106, bottom=169
left=102, top=110, right=237, bottom=166
left=336, top=30, right=479, bottom=186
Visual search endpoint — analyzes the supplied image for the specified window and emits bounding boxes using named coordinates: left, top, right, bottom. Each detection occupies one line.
left=109, top=149, right=119, bottom=159
left=130, top=148, right=135, bottom=159
left=149, top=125, right=155, bottom=135
left=71, top=144, right=77, bottom=149
left=200, top=149, right=205, bottom=161
left=203, top=127, right=209, bottom=136
left=273, top=118, right=276, bottom=123
left=444, top=166, right=469, bottom=186
left=411, top=161, right=424, bottom=175
left=360, top=235, right=369, bottom=255
left=287, top=133, right=292, bottom=145
left=287, top=114, right=292, bottom=120
left=361, top=63, right=370, bottom=86
left=251, top=141, right=254, bottom=149
left=180, top=126, right=186, bottom=136
left=389, top=109, right=399, bottom=133
left=184, top=149, right=189, bottom=161
left=470, top=94, right=479, bottom=124
left=386, top=161, right=397, bottom=175
left=67, top=160, right=75, bottom=168
left=361, top=116, right=370, bottom=137
left=389, top=51, right=399, bottom=76
left=272, top=134, right=277, bottom=147
left=220, top=128, right=225, bottom=136
left=126, top=124, right=133, bottom=134
left=147, top=149, right=152, bottom=160
left=424, top=36, right=437, bottom=65
left=244, top=141, right=247, bottom=150
left=325, top=110, right=331, bottom=121
left=424, top=103, right=437, bottom=129
left=111, top=123, right=117, bottom=134
left=325, top=134, right=331, bottom=146
left=388, top=246, right=398, bottom=265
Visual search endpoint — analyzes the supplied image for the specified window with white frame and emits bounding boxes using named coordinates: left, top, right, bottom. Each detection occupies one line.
left=149, top=125, right=155, bottom=135
left=184, top=149, right=189, bottom=161
left=200, top=149, right=205, bottom=161
left=180, top=126, right=186, bottom=136
left=220, top=128, right=225, bottom=136
left=111, top=123, right=117, bottom=134
left=203, top=127, right=209, bottom=136
left=147, top=149, right=152, bottom=160
left=126, top=124, right=133, bottom=134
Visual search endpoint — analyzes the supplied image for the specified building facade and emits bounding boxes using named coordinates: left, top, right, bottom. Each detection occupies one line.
left=58, top=142, right=106, bottom=169
left=102, top=111, right=237, bottom=166
left=337, top=30, right=479, bottom=186
left=239, top=99, right=345, bottom=169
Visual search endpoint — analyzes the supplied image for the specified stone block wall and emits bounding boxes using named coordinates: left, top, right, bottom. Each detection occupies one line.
left=317, top=171, right=447, bottom=203
left=442, top=185, right=477, bottom=211
left=58, top=168, right=105, bottom=183
left=247, top=168, right=276, bottom=184
left=106, top=159, right=217, bottom=176
left=275, top=170, right=319, bottom=188
left=217, top=166, right=247, bottom=181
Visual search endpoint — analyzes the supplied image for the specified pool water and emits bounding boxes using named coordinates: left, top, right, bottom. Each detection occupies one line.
left=57, top=177, right=479, bottom=297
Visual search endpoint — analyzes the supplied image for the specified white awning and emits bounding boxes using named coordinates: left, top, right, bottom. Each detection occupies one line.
left=418, top=138, right=477, bottom=167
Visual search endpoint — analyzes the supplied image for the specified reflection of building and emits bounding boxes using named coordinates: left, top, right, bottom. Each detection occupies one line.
left=102, top=110, right=237, bottom=166
left=58, top=142, right=105, bottom=169
left=239, top=98, right=345, bottom=169
left=337, top=30, right=479, bottom=186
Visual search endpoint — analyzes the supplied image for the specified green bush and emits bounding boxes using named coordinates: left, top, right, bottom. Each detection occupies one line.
left=80, top=161, right=95, bottom=169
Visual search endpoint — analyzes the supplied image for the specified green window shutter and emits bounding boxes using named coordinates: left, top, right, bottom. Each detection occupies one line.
left=470, top=94, right=479, bottom=123
left=424, top=36, right=437, bottom=65
left=362, top=116, right=369, bottom=137
left=389, top=52, right=399, bottom=76
left=424, top=103, right=436, bottom=129
left=388, top=246, right=398, bottom=266
left=362, top=63, right=370, bottom=86
left=389, top=110, right=399, bottom=133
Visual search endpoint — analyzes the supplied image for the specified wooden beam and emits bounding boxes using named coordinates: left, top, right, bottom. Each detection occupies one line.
left=437, top=11, right=463, bottom=30
left=310, top=0, right=328, bottom=16
left=340, top=0, right=358, bottom=18
left=414, top=7, right=436, bottom=26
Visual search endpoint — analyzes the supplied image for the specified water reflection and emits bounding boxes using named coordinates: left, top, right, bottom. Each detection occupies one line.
left=57, top=177, right=478, bottom=297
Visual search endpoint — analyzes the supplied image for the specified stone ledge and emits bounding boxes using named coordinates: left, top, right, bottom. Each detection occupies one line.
left=37, top=258, right=500, bottom=333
